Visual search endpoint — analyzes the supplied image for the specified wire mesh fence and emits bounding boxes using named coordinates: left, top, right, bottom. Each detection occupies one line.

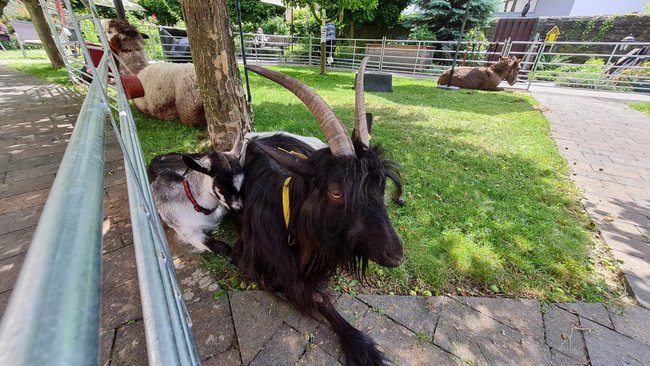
left=35, top=9, right=650, bottom=95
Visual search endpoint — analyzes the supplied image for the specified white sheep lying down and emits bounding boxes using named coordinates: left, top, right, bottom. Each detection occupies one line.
left=134, top=63, right=206, bottom=126
left=105, top=19, right=206, bottom=127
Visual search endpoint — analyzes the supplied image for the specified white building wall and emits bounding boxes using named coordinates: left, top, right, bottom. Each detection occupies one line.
left=569, top=0, right=646, bottom=16
left=533, top=0, right=575, bottom=17
left=496, top=0, right=575, bottom=18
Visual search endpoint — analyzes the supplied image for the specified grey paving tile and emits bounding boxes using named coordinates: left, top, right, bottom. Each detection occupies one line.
left=100, top=327, right=116, bottom=366
left=111, top=321, right=147, bottom=366
left=0, top=187, right=50, bottom=216
left=186, top=297, right=236, bottom=360
left=102, top=245, right=138, bottom=289
left=0, top=225, right=34, bottom=261
left=203, top=350, right=242, bottom=366
left=550, top=348, right=585, bottom=366
left=459, top=296, right=544, bottom=341
left=0, top=289, right=11, bottom=317
left=230, top=291, right=289, bottom=365
left=359, top=308, right=462, bottom=365
left=250, top=323, right=307, bottom=366
left=0, top=205, right=43, bottom=236
left=296, top=346, right=343, bottom=366
left=582, top=318, right=650, bottom=366
left=101, top=278, right=141, bottom=329
left=3, top=161, right=61, bottom=183
left=0, top=253, right=24, bottom=293
left=0, top=174, right=55, bottom=199
left=557, top=302, right=613, bottom=329
left=624, top=274, right=650, bottom=309
left=0, top=152, right=65, bottom=174
left=357, top=294, right=450, bottom=337
left=612, top=249, right=650, bottom=282
left=543, top=305, right=588, bottom=364
left=433, top=299, right=551, bottom=365
left=608, top=304, right=650, bottom=346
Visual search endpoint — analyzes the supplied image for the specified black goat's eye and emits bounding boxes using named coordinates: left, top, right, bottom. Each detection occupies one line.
left=328, top=190, right=343, bottom=200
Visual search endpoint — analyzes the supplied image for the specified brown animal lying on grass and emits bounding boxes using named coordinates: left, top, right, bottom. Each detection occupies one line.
left=438, top=56, right=521, bottom=91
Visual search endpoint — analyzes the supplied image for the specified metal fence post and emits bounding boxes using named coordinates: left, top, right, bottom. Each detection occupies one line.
left=606, top=43, right=619, bottom=65
left=414, top=41, right=421, bottom=74
left=379, top=36, right=386, bottom=72
left=308, top=36, right=312, bottom=66
left=527, top=41, right=546, bottom=90
left=352, top=39, right=357, bottom=66
left=504, top=37, right=512, bottom=57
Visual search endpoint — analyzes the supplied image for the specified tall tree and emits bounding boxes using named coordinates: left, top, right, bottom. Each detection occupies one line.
left=22, top=0, right=64, bottom=69
left=284, top=0, right=378, bottom=25
left=179, top=0, right=252, bottom=151
left=1, top=0, right=9, bottom=17
left=411, top=0, right=499, bottom=41
left=139, top=0, right=284, bottom=27
left=348, top=0, right=411, bottom=37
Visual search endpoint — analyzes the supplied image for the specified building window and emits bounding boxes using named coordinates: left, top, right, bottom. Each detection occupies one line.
left=502, top=0, right=538, bottom=13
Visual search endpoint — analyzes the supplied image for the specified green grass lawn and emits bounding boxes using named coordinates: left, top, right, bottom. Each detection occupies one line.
left=0, top=48, right=49, bottom=61
left=630, top=102, right=650, bottom=116
left=6, top=62, right=72, bottom=85
left=5, top=61, right=623, bottom=303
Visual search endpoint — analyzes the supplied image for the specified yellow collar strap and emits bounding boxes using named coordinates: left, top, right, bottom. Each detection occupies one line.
left=282, top=176, right=292, bottom=228
left=277, top=147, right=308, bottom=160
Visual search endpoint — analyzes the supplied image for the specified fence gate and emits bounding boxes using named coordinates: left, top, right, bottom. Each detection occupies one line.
left=489, top=17, right=538, bottom=62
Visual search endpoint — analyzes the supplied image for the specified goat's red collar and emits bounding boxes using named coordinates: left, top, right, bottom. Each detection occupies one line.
left=183, top=177, right=215, bottom=215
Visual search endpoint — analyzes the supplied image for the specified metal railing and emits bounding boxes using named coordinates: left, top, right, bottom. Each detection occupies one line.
left=0, top=1, right=201, bottom=365
left=46, top=15, right=650, bottom=94
left=0, top=55, right=109, bottom=365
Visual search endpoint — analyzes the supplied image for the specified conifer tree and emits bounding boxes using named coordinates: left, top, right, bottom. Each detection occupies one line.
left=411, top=0, right=499, bottom=41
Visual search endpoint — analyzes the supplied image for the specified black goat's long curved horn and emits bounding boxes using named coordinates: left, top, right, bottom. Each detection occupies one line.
left=353, top=57, right=370, bottom=146
left=246, top=65, right=355, bottom=157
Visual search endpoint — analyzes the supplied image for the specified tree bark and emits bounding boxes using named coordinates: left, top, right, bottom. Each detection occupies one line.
left=1, top=0, right=10, bottom=17
left=179, top=0, right=252, bottom=151
left=22, top=0, right=65, bottom=69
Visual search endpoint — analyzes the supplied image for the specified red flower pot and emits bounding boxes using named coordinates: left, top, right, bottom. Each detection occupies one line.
left=121, top=75, right=145, bottom=99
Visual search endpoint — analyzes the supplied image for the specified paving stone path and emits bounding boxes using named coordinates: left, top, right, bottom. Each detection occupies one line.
left=532, top=91, right=650, bottom=309
left=1, top=66, right=650, bottom=365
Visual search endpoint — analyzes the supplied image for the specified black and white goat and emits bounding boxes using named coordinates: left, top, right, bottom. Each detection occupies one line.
left=234, top=58, right=405, bottom=366
left=148, top=151, right=242, bottom=258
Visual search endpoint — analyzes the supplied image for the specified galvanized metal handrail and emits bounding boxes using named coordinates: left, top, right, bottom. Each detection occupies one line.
left=23, top=0, right=203, bottom=365
left=0, top=55, right=109, bottom=365
left=65, top=0, right=202, bottom=364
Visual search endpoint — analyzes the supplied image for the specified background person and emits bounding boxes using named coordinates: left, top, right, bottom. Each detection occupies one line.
left=325, top=21, right=335, bottom=65
left=253, top=27, right=268, bottom=51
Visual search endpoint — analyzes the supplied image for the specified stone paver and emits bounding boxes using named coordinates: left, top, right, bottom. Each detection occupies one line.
left=582, top=318, right=650, bottom=366
left=2, top=67, right=650, bottom=365
left=533, top=91, right=650, bottom=309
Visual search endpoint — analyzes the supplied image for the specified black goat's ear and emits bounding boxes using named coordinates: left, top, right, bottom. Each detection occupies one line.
left=182, top=155, right=210, bottom=175
left=252, top=139, right=310, bottom=177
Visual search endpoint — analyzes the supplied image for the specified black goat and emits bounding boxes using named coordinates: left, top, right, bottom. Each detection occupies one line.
left=235, top=58, right=404, bottom=365
left=148, top=151, right=242, bottom=259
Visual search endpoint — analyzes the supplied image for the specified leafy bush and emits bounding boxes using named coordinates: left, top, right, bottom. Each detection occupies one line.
left=260, top=16, right=289, bottom=36
left=544, top=58, right=622, bottom=90
left=616, top=61, right=650, bottom=93
left=408, top=25, right=436, bottom=41
left=292, top=8, right=319, bottom=37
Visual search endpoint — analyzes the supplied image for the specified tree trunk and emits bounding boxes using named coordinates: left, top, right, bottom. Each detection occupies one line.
left=1, top=0, right=10, bottom=17
left=179, top=0, right=252, bottom=151
left=22, top=0, right=65, bottom=69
